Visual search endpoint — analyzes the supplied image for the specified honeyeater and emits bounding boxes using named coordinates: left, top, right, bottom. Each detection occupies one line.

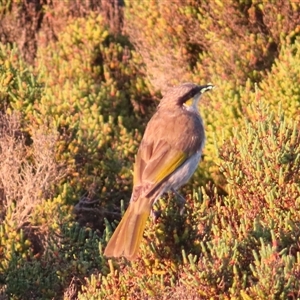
left=104, top=82, right=214, bottom=260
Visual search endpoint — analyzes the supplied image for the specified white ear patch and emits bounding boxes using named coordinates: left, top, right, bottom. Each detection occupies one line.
left=200, top=84, right=214, bottom=94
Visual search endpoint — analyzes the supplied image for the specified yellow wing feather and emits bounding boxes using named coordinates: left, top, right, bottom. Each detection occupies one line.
left=153, top=151, right=187, bottom=183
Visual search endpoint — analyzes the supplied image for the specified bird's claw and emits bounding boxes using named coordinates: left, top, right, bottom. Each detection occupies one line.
left=151, top=209, right=162, bottom=222
left=171, top=189, right=186, bottom=215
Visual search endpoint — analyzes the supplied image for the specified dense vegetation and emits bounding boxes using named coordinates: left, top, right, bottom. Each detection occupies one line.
left=0, top=0, right=299, bottom=299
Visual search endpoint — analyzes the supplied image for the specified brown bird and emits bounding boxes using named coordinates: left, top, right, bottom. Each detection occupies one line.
left=104, top=82, right=214, bottom=260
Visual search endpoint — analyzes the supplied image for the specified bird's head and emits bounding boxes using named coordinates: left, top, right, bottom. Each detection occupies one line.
left=159, top=82, right=214, bottom=111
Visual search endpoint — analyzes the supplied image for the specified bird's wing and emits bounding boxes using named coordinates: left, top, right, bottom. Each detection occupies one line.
left=132, top=137, right=190, bottom=200
left=141, top=138, right=187, bottom=183
left=132, top=109, right=204, bottom=200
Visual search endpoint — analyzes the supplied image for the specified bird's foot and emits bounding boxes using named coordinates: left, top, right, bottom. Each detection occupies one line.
left=150, top=209, right=162, bottom=223
left=172, top=189, right=186, bottom=215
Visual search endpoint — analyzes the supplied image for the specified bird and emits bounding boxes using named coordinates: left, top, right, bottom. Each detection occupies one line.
left=104, top=82, right=214, bottom=260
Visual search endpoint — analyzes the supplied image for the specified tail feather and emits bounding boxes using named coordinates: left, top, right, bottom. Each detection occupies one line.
left=104, top=199, right=151, bottom=260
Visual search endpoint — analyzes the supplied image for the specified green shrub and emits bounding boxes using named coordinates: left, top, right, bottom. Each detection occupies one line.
left=2, top=221, right=105, bottom=299
left=0, top=43, right=43, bottom=114
left=218, top=99, right=300, bottom=297
left=0, top=2, right=300, bottom=299
left=33, top=13, right=155, bottom=224
left=219, top=100, right=300, bottom=229
left=125, top=0, right=300, bottom=91
left=258, top=37, right=300, bottom=120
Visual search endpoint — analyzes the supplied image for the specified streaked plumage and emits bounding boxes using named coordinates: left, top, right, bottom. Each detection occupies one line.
left=104, top=82, right=214, bottom=260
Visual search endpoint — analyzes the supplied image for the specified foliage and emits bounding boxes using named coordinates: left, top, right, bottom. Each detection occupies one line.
left=257, top=38, right=300, bottom=120
left=0, top=1, right=299, bottom=299
left=0, top=43, right=43, bottom=113
left=0, top=0, right=124, bottom=64
left=1, top=221, right=105, bottom=299
left=34, top=13, right=154, bottom=229
left=124, top=0, right=300, bottom=90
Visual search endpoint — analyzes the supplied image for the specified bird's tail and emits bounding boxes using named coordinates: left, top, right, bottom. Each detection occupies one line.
left=104, top=199, right=152, bottom=260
